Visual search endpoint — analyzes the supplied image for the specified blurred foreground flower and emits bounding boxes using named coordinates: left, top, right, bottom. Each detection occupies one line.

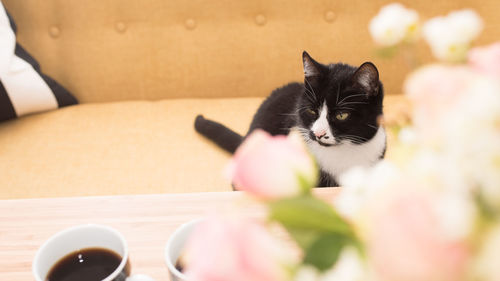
left=367, top=187, right=470, bottom=281
left=337, top=156, right=477, bottom=281
left=369, top=3, right=419, bottom=47
left=184, top=216, right=294, bottom=281
left=423, top=9, right=483, bottom=62
left=227, top=130, right=318, bottom=199
left=404, top=61, right=500, bottom=212
left=226, top=130, right=361, bottom=276
left=474, top=226, right=500, bottom=281
left=469, top=42, right=500, bottom=79
left=404, top=64, right=478, bottom=142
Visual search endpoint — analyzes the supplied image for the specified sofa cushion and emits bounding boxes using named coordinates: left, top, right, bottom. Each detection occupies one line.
left=0, top=98, right=262, bottom=199
left=0, top=2, right=77, bottom=122
left=0, top=95, right=408, bottom=199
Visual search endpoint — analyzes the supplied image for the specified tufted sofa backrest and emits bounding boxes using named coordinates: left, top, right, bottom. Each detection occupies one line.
left=4, top=0, right=500, bottom=103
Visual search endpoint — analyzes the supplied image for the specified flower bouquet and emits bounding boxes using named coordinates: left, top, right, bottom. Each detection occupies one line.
left=177, top=4, right=500, bottom=281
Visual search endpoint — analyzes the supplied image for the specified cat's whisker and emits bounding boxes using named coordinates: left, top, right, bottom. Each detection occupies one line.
left=339, top=135, right=369, bottom=142
left=366, top=124, right=379, bottom=130
left=336, top=84, right=341, bottom=105
left=340, top=136, right=364, bottom=141
left=338, top=101, right=369, bottom=105
left=303, top=87, right=316, bottom=102
left=337, top=101, right=368, bottom=107
left=304, top=94, right=317, bottom=104
left=337, top=94, right=366, bottom=105
left=294, top=129, right=311, bottom=135
left=304, top=79, right=319, bottom=101
left=344, top=139, right=365, bottom=144
left=304, top=79, right=315, bottom=94
left=336, top=107, right=355, bottom=111
left=339, top=137, right=364, bottom=144
left=280, top=126, right=311, bottom=135
left=295, top=105, right=309, bottom=111
left=344, top=136, right=365, bottom=141
left=296, top=107, right=312, bottom=114
left=304, top=87, right=315, bottom=96
left=295, top=128, right=313, bottom=139
left=341, top=134, right=368, bottom=140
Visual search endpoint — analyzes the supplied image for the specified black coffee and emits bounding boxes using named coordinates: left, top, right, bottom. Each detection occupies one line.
left=46, top=248, right=124, bottom=281
left=175, top=259, right=184, bottom=273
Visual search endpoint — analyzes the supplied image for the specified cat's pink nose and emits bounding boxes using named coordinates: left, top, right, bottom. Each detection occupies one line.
left=314, top=130, right=326, bottom=138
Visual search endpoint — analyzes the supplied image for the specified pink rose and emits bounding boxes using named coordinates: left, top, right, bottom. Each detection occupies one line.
left=404, top=65, right=476, bottom=140
left=184, top=216, right=292, bottom=281
left=227, top=130, right=318, bottom=199
left=366, top=189, right=469, bottom=281
left=468, top=42, right=500, bottom=78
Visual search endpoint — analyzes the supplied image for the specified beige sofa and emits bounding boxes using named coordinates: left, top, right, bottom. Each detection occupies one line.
left=1, top=0, right=499, bottom=199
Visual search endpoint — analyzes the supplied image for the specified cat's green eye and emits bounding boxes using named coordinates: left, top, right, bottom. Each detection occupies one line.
left=335, top=112, right=350, bottom=121
left=306, top=109, right=317, bottom=115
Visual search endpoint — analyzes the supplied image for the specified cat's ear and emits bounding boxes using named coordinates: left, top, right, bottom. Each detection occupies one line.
left=352, top=62, right=380, bottom=96
left=302, top=51, right=323, bottom=78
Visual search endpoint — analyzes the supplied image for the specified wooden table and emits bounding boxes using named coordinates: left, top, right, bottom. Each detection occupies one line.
left=0, top=188, right=340, bottom=280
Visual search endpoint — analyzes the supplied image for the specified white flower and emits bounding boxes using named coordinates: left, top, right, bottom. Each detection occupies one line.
left=335, top=161, right=400, bottom=221
left=423, top=9, right=483, bottom=62
left=443, top=77, right=500, bottom=209
left=447, top=10, right=484, bottom=41
left=369, top=3, right=419, bottom=47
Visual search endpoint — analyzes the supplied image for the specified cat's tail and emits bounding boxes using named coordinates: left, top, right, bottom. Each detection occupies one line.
left=194, top=115, right=243, bottom=154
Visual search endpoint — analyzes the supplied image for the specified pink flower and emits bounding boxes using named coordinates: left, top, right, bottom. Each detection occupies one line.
left=227, top=130, right=318, bottom=199
left=404, top=64, right=476, bottom=140
left=366, top=188, right=469, bottom=281
left=468, top=42, right=500, bottom=79
left=184, top=216, right=292, bottom=281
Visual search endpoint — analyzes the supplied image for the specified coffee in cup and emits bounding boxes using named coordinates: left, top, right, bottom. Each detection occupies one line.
left=33, top=224, right=153, bottom=281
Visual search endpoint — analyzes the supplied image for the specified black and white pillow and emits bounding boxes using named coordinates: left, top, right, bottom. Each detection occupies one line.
left=0, top=2, right=77, bottom=122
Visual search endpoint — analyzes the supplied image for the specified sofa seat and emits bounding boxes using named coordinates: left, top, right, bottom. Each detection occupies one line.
left=0, top=95, right=408, bottom=199
left=0, top=98, right=264, bottom=199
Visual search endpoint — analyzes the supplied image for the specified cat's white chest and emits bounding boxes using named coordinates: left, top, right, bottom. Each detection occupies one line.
left=307, top=127, right=386, bottom=181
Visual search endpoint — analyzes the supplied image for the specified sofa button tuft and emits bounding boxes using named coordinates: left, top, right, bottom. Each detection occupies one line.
left=115, top=21, right=127, bottom=33
left=255, top=14, right=266, bottom=26
left=324, top=10, right=336, bottom=23
left=185, top=18, right=197, bottom=30
left=49, top=26, right=60, bottom=38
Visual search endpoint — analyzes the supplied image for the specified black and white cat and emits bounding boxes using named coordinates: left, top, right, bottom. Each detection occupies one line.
left=195, top=51, right=386, bottom=186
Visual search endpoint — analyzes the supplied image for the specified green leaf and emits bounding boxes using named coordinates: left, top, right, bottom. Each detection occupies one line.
left=296, top=172, right=314, bottom=195
left=269, top=195, right=353, bottom=237
left=303, top=233, right=348, bottom=271
left=286, top=227, right=322, bottom=250
left=269, top=195, right=364, bottom=272
left=475, top=190, right=498, bottom=221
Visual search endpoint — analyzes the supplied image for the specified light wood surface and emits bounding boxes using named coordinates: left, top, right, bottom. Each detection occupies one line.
left=0, top=188, right=341, bottom=281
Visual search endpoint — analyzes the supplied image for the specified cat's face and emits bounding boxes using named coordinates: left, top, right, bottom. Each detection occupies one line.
left=296, top=52, right=384, bottom=147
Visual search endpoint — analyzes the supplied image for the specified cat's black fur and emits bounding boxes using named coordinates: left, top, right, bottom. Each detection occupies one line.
left=195, top=51, right=385, bottom=186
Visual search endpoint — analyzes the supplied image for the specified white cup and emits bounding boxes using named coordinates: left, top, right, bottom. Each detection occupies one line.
left=33, top=224, right=154, bottom=281
left=164, top=219, right=203, bottom=281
